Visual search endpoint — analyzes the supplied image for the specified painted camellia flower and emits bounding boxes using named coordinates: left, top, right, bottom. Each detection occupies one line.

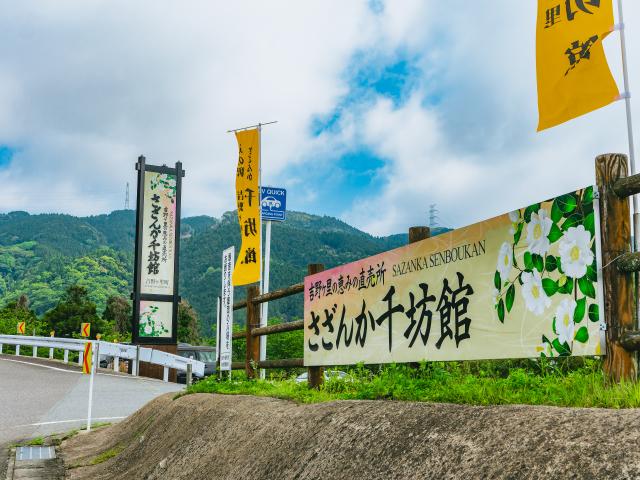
left=521, top=270, right=550, bottom=315
left=144, top=323, right=152, bottom=335
left=535, top=342, right=553, bottom=357
left=508, top=210, right=519, bottom=235
left=555, top=298, right=576, bottom=345
left=526, top=208, right=553, bottom=255
left=559, top=225, right=594, bottom=279
left=496, top=241, right=513, bottom=281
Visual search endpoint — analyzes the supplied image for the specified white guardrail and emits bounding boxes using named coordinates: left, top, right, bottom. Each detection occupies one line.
left=0, top=335, right=204, bottom=381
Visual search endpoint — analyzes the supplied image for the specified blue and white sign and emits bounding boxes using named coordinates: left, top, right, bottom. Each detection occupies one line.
left=260, top=187, right=286, bottom=221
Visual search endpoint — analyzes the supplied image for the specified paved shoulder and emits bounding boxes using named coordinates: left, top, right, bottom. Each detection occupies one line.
left=0, top=356, right=182, bottom=448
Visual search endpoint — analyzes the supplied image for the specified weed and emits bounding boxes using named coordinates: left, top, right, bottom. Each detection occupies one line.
left=184, top=358, right=640, bottom=409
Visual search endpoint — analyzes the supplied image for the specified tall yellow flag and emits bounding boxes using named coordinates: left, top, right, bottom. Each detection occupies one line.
left=536, top=0, right=619, bottom=131
left=233, top=128, right=261, bottom=286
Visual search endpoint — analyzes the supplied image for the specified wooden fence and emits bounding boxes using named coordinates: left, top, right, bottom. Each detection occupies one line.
left=228, top=153, right=640, bottom=386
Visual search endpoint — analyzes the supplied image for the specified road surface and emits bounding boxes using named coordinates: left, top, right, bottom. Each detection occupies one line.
left=0, top=355, right=182, bottom=476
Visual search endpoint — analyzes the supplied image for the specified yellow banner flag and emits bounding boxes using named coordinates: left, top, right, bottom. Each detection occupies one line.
left=233, top=128, right=261, bottom=286
left=536, top=0, right=619, bottom=131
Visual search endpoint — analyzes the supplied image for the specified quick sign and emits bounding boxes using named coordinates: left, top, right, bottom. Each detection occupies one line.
left=261, top=187, right=286, bottom=221
left=304, top=186, right=605, bottom=366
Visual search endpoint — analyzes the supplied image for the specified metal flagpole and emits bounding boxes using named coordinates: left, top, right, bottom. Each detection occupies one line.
left=258, top=123, right=265, bottom=380
left=227, top=121, right=277, bottom=379
left=261, top=219, right=272, bottom=380
left=616, top=0, right=639, bottom=327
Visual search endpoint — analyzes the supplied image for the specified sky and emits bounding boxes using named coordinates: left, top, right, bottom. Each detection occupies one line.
left=0, top=0, right=638, bottom=236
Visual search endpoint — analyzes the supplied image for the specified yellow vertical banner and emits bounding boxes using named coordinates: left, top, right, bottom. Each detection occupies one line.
left=83, top=342, right=92, bottom=374
left=536, top=0, right=619, bottom=131
left=233, top=128, right=261, bottom=286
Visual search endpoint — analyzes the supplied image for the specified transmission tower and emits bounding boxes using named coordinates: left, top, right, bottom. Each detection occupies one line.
left=125, top=182, right=130, bottom=210
left=429, top=204, right=439, bottom=228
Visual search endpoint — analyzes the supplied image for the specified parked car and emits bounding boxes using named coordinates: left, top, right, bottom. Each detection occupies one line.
left=177, top=343, right=216, bottom=383
left=295, top=370, right=350, bottom=383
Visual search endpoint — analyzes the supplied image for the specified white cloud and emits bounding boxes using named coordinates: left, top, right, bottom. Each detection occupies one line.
left=0, top=0, right=638, bottom=238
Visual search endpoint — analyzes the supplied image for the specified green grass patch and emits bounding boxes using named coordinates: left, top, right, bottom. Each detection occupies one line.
left=185, top=359, right=640, bottom=408
left=24, top=436, right=44, bottom=446
left=90, top=445, right=124, bottom=465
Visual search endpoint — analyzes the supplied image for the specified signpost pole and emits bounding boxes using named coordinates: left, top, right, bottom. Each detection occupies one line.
left=616, top=0, right=639, bottom=329
left=260, top=220, right=272, bottom=379
left=86, top=341, right=97, bottom=432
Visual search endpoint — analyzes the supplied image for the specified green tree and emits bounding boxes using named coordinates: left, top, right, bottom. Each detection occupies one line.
left=178, top=300, right=201, bottom=344
left=103, top=295, right=132, bottom=335
left=43, top=285, right=106, bottom=338
left=0, top=295, right=44, bottom=336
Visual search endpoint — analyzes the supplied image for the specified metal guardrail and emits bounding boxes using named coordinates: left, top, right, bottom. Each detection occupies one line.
left=0, top=335, right=204, bottom=380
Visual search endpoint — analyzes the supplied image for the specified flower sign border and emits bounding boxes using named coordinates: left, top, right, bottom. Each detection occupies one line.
left=494, top=186, right=604, bottom=357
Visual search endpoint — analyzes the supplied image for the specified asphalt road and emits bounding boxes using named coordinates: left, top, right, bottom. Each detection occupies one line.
left=0, top=355, right=182, bottom=476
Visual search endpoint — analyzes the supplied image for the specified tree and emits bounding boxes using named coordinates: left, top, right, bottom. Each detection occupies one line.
left=43, top=285, right=106, bottom=338
left=178, top=300, right=201, bottom=344
left=0, top=296, right=43, bottom=336
left=103, top=295, right=132, bottom=335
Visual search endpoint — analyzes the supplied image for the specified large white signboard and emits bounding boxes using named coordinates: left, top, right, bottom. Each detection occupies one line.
left=140, top=171, right=177, bottom=296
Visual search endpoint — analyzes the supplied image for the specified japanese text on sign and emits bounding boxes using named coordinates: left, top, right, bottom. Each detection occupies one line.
left=305, top=187, right=605, bottom=366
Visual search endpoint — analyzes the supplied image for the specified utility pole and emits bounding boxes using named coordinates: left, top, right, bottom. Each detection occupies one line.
left=125, top=182, right=130, bottom=210
left=429, top=204, right=439, bottom=228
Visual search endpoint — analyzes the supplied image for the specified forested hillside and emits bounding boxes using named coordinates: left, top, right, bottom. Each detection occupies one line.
left=0, top=209, right=449, bottom=335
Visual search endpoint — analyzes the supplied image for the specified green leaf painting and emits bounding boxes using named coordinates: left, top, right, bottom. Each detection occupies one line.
left=493, top=186, right=601, bottom=357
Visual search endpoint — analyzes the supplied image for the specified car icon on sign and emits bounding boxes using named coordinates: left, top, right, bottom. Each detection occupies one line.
left=261, top=196, right=281, bottom=210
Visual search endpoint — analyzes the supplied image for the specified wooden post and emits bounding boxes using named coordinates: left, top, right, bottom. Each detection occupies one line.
left=596, top=153, right=637, bottom=382
left=245, top=285, right=260, bottom=379
left=307, top=263, right=325, bottom=389
left=409, top=226, right=430, bottom=244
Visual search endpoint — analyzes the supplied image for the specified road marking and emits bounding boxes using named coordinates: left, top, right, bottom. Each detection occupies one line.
left=0, top=357, right=179, bottom=384
left=0, top=357, right=81, bottom=374
left=11, top=416, right=126, bottom=428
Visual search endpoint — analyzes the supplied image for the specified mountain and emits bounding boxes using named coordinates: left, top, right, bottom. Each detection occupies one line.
left=0, top=209, right=449, bottom=336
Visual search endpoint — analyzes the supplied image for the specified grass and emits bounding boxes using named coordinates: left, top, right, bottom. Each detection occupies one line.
left=90, top=445, right=124, bottom=465
left=185, top=358, right=640, bottom=409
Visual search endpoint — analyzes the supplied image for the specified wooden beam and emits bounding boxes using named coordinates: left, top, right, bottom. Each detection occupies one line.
left=245, top=285, right=260, bottom=379
left=616, top=252, right=640, bottom=273
left=408, top=226, right=430, bottom=244
left=252, top=320, right=304, bottom=337
left=258, top=358, right=304, bottom=369
left=307, top=263, right=325, bottom=389
left=621, top=331, right=640, bottom=352
left=232, top=299, right=247, bottom=311
left=232, top=331, right=245, bottom=341
left=252, top=283, right=304, bottom=305
left=613, top=172, right=640, bottom=198
left=596, top=153, right=637, bottom=382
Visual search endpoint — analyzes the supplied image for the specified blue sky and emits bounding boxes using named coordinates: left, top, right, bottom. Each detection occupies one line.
left=0, top=1, right=638, bottom=235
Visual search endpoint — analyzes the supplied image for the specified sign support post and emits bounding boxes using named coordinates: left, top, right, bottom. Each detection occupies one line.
left=260, top=220, right=272, bottom=379
left=85, top=341, right=98, bottom=432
